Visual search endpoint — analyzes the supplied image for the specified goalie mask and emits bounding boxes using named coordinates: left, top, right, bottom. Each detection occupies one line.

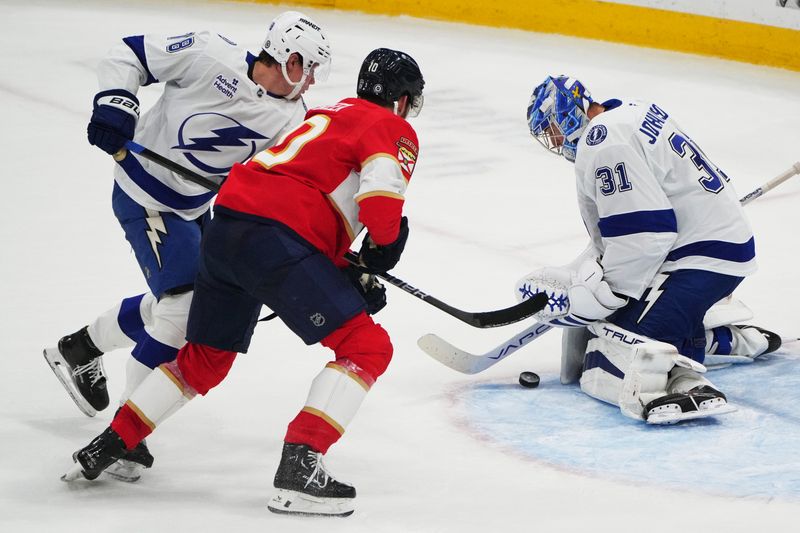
left=263, top=11, right=332, bottom=100
left=527, top=75, right=593, bottom=163
left=357, top=48, right=425, bottom=118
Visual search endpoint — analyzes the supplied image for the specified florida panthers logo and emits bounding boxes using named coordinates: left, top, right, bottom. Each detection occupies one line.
left=173, top=113, right=268, bottom=174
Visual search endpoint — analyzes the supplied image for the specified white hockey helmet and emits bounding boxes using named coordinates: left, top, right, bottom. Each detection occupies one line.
left=263, top=11, right=332, bottom=99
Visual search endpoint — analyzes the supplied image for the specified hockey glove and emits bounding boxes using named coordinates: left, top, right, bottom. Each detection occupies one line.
left=515, top=258, right=627, bottom=328
left=87, top=89, right=140, bottom=155
left=344, top=266, right=387, bottom=315
left=358, top=216, right=409, bottom=273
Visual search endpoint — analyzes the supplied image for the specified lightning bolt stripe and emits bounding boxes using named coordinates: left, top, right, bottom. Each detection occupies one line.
left=637, top=272, right=669, bottom=324
left=175, top=125, right=266, bottom=152
left=145, top=209, right=167, bottom=269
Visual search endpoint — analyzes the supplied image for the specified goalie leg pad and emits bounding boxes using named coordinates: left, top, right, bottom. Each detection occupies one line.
left=702, top=295, right=754, bottom=330
left=706, top=325, right=776, bottom=358
left=560, top=327, right=591, bottom=384
left=666, top=365, right=712, bottom=394
left=581, top=323, right=707, bottom=421
left=580, top=323, right=656, bottom=409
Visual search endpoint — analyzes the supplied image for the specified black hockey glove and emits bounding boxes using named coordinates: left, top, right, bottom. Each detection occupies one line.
left=358, top=216, right=409, bottom=273
left=343, top=266, right=387, bottom=315
left=87, top=89, right=140, bottom=155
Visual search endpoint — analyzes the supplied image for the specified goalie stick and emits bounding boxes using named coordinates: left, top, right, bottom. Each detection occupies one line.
left=114, top=141, right=548, bottom=328
left=418, top=322, right=553, bottom=374
left=738, top=161, right=800, bottom=206
left=420, top=161, right=800, bottom=372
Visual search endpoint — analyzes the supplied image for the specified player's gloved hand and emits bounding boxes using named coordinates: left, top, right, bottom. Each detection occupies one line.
left=343, top=266, right=387, bottom=315
left=87, top=89, right=140, bottom=155
left=358, top=216, right=409, bottom=273
left=515, top=258, right=627, bottom=327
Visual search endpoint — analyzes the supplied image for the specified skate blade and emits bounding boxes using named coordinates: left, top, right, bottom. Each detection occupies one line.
left=61, top=462, right=86, bottom=482
left=267, top=489, right=354, bottom=517
left=647, top=401, right=737, bottom=425
left=104, top=460, right=144, bottom=483
left=43, top=348, right=97, bottom=418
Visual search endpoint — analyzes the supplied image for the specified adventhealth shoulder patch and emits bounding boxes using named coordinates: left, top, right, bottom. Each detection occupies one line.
left=585, top=124, right=607, bottom=146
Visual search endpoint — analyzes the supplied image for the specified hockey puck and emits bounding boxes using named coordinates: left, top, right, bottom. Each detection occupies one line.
left=518, top=371, right=540, bottom=388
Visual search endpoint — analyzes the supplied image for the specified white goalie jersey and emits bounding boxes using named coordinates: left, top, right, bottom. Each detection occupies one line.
left=573, top=99, right=756, bottom=299
left=99, top=31, right=307, bottom=220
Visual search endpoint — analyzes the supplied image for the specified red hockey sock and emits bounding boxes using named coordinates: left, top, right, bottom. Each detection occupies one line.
left=285, top=410, right=342, bottom=454
left=111, top=403, right=154, bottom=450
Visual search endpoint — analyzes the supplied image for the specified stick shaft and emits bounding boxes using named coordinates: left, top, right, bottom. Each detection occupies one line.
left=739, top=162, right=800, bottom=206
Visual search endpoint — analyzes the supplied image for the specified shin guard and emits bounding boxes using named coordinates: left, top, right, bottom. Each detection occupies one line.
left=111, top=359, right=197, bottom=449
left=286, top=360, right=374, bottom=453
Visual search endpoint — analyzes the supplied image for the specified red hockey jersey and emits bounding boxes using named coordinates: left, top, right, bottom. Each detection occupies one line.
left=215, top=98, right=419, bottom=264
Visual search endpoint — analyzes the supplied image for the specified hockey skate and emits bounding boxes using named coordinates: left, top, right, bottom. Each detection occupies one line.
left=43, top=326, right=108, bottom=417
left=645, top=385, right=736, bottom=425
left=267, top=443, right=356, bottom=517
left=104, top=440, right=154, bottom=482
left=736, top=325, right=782, bottom=354
left=704, top=324, right=783, bottom=368
left=62, top=427, right=128, bottom=482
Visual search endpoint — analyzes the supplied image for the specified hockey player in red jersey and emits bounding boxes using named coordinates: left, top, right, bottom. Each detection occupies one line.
left=63, top=48, right=425, bottom=518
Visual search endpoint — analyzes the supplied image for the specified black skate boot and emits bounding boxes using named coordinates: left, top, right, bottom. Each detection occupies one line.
left=105, top=439, right=155, bottom=483
left=43, top=326, right=108, bottom=416
left=645, top=385, right=735, bottom=425
left=267, top=443, right=356, bottom=517
left=61, top=427, right=128, bottom=482
left=735, top=325, right=782, bottom=355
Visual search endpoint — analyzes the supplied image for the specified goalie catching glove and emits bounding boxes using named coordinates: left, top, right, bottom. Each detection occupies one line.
left=515, top=258, right=627, bottom=327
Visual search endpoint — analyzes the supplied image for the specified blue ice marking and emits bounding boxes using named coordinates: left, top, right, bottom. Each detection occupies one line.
left=459, top=349, right=800, bottom=499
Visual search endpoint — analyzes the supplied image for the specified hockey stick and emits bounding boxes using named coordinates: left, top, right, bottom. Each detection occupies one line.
left=738, top=162, right=800, bottom=205
left=114, top=141, right=548, bottom=328
left=114, top=141, right=223, bottom=192
left=417, top=322, right=553, bottom=374
left=420, top=161, right=800, bottom=372
left=344, top=251, right=548, bottom=328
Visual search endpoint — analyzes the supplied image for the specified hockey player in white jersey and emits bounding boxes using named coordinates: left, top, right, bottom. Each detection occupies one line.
left=43, top=11, right=331, bottom=479
left=517, top=75, right=779, bottom=424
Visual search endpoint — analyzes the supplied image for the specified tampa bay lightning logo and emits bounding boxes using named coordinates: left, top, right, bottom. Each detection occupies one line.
left=173, top=113, right=268, bottom=174
left=585, top=124, right=608, bottom=146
